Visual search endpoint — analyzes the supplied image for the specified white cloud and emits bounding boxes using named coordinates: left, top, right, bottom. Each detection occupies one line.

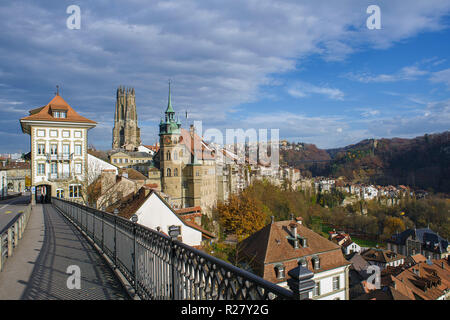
left=288, top=82, right=345, bottom=100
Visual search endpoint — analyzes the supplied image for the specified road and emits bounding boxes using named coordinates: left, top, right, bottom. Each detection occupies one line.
left=0, top=193, right=31, bottom=233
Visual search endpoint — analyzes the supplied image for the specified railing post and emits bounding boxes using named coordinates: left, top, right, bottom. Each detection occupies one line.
left=0, top=234, right=3, bottom=272
left=7, top=227, right=13, bottom=258
left=131, top=214, right=139, bottom=296
left=101, top=211, right=104, bottom=251
left=168, top=226, right=181, bottom=300
left=14, top=222, right=18, bottom=247
left=113, top=209, right=118, bottom=268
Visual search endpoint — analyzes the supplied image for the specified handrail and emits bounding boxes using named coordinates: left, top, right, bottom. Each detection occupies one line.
left=0, top=202, right=32, bottom=272
left=52, top=197, right=294, bottom=300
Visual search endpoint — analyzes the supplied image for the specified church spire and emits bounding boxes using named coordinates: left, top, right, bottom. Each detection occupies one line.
left=166, top=80, right=174, bottom=113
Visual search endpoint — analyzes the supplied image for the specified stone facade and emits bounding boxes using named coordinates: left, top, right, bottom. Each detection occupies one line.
left=112, top=86, right=141, bottom=151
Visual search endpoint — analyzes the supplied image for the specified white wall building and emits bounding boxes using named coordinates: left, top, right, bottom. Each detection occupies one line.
left=20, top=93, right=96, bottom=202
left=0, top=170, right=7, bottom=199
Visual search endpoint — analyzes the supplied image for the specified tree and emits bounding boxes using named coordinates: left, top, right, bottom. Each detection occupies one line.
left=382, top=216, right=406, bottom=240
left=217, top=192, right=266, bottom=241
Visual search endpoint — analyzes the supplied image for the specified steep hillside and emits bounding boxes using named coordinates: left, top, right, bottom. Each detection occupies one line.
left=282, top=132, right=450, bottom=192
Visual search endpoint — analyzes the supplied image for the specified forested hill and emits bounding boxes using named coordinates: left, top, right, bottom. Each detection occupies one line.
left=280, top=131, right=450, bottom=193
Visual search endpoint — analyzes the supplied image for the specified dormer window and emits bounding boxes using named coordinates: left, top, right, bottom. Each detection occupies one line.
left=275, top=264, right=285, bottom=279
left=312, top=256, right=320, bottom=270
left=53, top=111, right=67, bottom=118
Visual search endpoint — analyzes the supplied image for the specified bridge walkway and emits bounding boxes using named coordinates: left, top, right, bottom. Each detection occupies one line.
left=0, top=203, right=129, bottom=300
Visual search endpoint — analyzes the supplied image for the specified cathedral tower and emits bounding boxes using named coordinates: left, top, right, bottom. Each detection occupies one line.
left=112, top=86, right=141, bottom=150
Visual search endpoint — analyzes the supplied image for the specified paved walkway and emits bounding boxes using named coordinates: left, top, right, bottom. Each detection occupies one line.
left=0, top=204, right=129, bottom=300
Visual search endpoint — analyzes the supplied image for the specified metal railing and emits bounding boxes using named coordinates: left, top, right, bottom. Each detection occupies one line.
left=46, top=153, right=72, bottom=161
left=52, top=197, right=294, bottom=300
left=0, top=203, right=32, bottom=272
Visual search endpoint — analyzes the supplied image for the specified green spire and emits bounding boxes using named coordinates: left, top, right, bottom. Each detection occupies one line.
left=166, top=80, right=174, bottom=113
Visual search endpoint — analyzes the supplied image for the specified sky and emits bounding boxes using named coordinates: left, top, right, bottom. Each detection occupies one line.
left=0, top=0, right=449, bottom=153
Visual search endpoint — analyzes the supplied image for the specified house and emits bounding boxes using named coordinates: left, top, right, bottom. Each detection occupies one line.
left=0, top=170, right=7, bottom=198
left=0, top=162, right=30, bottom=193
left=356, top=257, right=450, bottom=300
left=342, top=240, right=361, bottom=255
left=19, top=93, right=97, bottom=203
left=110, top=187, right=214, bottom=247
left=238, top=217, right=351, bottom=300
left=387, top=228, right=449, bottom=260
left=360, top=248, right=405, bottom=270
left=87, top=152, right=118, bottom=184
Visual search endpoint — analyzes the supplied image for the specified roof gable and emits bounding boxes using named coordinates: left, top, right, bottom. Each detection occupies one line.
left=20, top=94, right=96, bottom=124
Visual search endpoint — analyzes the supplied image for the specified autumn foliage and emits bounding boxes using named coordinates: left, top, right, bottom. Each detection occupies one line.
left=217, top=191, right=266, bottom=240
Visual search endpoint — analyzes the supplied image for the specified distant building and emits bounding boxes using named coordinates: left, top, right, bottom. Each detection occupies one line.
left=387, top=228, right=449, bottom=260
left=0, top=162, right=30, bottom=193
left=112, top=87, right=141, bottom=151
left=239, top=217, right=351, bottom=300
left=360, top=248, right=405, bottom=270
left=0, top=170, right=7, bottom=198
left=356, top=257, right=450, bottom=300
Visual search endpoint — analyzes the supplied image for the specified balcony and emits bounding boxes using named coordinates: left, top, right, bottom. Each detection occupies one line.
left=46, top=153, right=72, bottom=162
left=48, top=173, right=72, bottom=181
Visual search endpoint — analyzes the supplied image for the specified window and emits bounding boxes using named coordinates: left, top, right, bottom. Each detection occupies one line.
left=69, top=185, right=81, bottom=198
left=174, top=168, right=178, bottom=176
left=313, top=281, right=321, bottom=297
left=37, top=163, right=45, bottom=175
left=37, top=144, right=46, bottom=155
left=51, top=163, right=57, bottom=174
left=37, top=129, right=45, bottom=137
left=60, top=111, right=67, bottom=118
left=62, top=130, right=70, bottom=138
left=50, top=144, right=58, bottom=155
left=56, top=189, right=64, bottom=198
left=333, top=276, right=340, bottom=291
left=167, top=168, right=171, bottom=177
left=196, top=170, right=200, bottom=176
left=75, top=145, right=82, bottom=156
left=75, top=163, right=82, bottom=175
left=74, top=131, right=82, bottom=138
left=63, top=144, right=70, bottom=155
left=166, top=151, right=171, bottom=161
left=113, top=159, right=117, bottom=163
left=50, top=130, right=58, bottom=137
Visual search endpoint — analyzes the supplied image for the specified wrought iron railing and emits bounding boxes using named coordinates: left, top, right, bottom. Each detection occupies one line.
left=52, top=197, right=294, bottom=300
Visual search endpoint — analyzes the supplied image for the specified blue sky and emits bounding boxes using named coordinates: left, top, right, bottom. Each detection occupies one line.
left=0, top=0, right=449, bottom=153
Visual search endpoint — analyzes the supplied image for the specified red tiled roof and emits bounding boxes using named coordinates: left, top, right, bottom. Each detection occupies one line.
left=239, top=220, right=350, bottom=276
left=21, top=94, right=96, bottom=124
left=175, top=206, right=202, bottom=215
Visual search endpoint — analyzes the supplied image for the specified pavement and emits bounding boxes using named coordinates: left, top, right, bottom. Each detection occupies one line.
left=0, top=194, right=31, bottom=233
left=0, top=203, right=130, bottom=300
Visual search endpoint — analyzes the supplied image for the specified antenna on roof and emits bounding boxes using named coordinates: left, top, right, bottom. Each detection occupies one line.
left=56, top=85, right=60, bottom=96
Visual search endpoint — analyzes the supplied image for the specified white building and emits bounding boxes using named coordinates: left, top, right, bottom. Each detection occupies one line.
left=20, top=93, right=96, bottom=202
left=114, top=188, right=214, bottom=247
left=87, top=153, right=118, bottom=185
left=0, top=170, right=7, bottom=199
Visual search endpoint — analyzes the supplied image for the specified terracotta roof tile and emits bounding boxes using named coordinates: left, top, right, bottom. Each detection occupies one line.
left=21, top=94, right=96, bottom=124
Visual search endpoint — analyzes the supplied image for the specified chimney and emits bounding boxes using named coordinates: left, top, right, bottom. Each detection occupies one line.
left=271, top=216, right=274, bottom=224
left=441, top=261, right=445, bottom=269
left=290, top=222, right=298, bottom=249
